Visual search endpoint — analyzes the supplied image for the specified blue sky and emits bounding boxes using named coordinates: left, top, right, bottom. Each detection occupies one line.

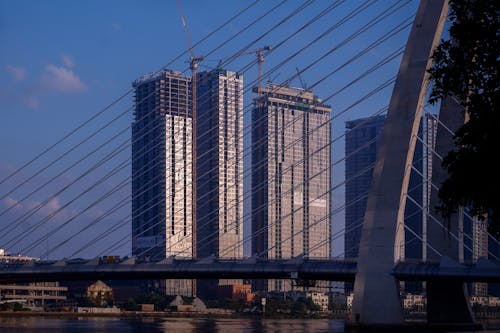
left=0, top=0, right=420, bottom=259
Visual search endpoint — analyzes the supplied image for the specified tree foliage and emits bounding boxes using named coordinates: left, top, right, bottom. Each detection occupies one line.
left=428, top=0, right=500, bottom=237
left=134, top=292, right=170, bottom=311
left=0, top=302, right=26, bottom=311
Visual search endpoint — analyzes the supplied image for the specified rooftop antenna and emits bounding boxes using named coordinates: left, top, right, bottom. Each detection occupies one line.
left=295, top=67, right=307, bottom=90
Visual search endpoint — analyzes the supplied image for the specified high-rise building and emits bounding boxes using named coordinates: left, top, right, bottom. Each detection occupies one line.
left=344, top=113, right=438, bottom=293
left=344, top=114, right=438, bottom=261
left=252, top=84, right=332, bottom=292
left=404, top=114, right=438, bottom=262
left=473, top=219, right=488, bottom=296
left=344, top=115, right=385, bottom=260
left=196, top=68, right=244, bottom=259
left=131, top=70, right=193, bottom=296
left=196, top=68, right=244, bottom=298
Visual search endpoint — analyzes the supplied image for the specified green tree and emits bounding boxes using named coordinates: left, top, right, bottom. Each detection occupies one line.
left=12, top=302, right=24, bottom=311
left=124, top=298, right=138, bottom=311
left=428, top=0, right=499, bottom=237
left=0, top=302, right=24, bottom=311
left=291, top=300, right=307, bottom=315
left=78, top=297, right=94, bottom=307
left=136, top=292, right=169, bottom=311
left=304, top=297, right=321, bottom=312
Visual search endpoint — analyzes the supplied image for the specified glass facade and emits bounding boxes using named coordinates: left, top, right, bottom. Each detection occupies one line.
left=344, top=114, right=439, bottom=293
left=252, top=84, right=331, bottom=292
left=344, top=115, right=385, bottom=260
left=131, top=70, right=193, bottom=296
left=196, top=69, right=244, bottom=298
left=196, top=69, right=244, bottom=260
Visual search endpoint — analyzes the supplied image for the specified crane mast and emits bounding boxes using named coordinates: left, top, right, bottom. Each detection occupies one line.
left=176, top=0, right=203, bottom=296
left=256, top=49, right=265, bottom=96
left=219, top=45, right=272, bottom=97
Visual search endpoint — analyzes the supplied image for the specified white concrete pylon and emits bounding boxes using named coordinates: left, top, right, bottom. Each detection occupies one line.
left=352, top=0, right=449, bottom=325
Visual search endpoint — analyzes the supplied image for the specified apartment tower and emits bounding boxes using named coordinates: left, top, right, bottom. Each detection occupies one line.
left=196, top=68, right=244, bottom=298
left=251, top=84, right=332, bottom=292
left=344, top=113, right=438, bottom=293
left=344, top=115, right=385, bottom=260
left=131, top=70, right=193, bottom=296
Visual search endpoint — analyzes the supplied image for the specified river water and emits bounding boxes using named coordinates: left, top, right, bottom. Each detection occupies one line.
left=0, top=317, right=347, bottom=333
left=2, top=316, right=497, bottom=332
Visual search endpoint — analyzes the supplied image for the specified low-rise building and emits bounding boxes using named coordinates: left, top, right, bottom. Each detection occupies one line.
left=0, top=250, right=65, bottom=308
left=470, top=296, right=500, bottom=307
left=77, top=306, right=120, bottom=314
left=168, top=295, right=207, bottom=312
left=309, top=292, right=329, bottom=311
left=86, top=280, right=113, bottom=307
left=402, top=293, right=426, bottom=310
left=0, top=282, right=67, bottom=308
left=216, top=284, right=255, bottom=303
left=0, top=249, right=39, bottom=264
left=279, top=290, right=329, bottom=311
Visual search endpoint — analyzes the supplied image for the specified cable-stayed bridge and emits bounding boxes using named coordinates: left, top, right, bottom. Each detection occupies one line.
left=0, top=0, right=499, bottom=327
left=0, top=257, right=499, bottom=284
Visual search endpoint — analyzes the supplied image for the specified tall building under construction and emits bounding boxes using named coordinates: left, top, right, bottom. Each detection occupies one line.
left=196, top=68, right=244, bottom=260
left=131, top=70, right=193, bottom=296
left=131, top=68, right=245, bottom=297
left=196, top=68, right=244, bottom=298
left=251, top=83, right=332, bottom=292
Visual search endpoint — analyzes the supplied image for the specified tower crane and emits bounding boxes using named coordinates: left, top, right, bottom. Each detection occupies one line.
left=219, top=45, right=272, bottom=96
left=176, top=0, right=202, bottom=274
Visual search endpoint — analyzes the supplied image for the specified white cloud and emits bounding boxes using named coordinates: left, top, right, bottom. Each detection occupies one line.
left=45, top=197, right=61, bottom=213
left=1, top=59, right=87, bottom=108
left=0, top=197, right=24, bottom=219
left=5, top=65, right=26, bottom=82
left=2, top=197, right=21, bottom=209
left=24, top=196, right=71, bottom=221
left=0, top=89, right=40, bottom=109
left=39, top=64, right=87, bottom=93
left=61, top=54, right=75, bottom=68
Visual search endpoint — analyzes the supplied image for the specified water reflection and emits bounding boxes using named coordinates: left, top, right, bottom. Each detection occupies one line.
left=0, top=317, right=345, bottom=333
left=159, top=318, right=344, bottom=333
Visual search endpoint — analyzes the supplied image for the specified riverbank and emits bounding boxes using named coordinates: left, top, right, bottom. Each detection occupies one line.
left=0, top=310, right=234, bottom=318
left=1, top=313, right=499, bottom=332
left=0, top=310, right=335, bottom=319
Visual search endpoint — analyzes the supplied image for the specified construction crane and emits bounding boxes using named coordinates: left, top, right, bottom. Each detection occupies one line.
left=219, top=45, right=272, bottom=96
left=176, top=0, right=202, bottom=282
left=177, top=0, right=204, bottom=105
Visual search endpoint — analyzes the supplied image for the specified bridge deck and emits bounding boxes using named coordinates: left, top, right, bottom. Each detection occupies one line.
left=1, top=257, right=498, bottom=283
left=392, top=259, right=500, bottom=283
left=0, top=258, right=357, bottom=282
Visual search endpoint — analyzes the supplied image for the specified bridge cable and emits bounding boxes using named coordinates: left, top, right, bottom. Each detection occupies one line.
left=7, top=0, right=408, bottom=254
left=0, top=0, right=263, bottom=188
left=0, top=0, right=328, bottom=238
left=8, top=0, right=414, bottom=256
